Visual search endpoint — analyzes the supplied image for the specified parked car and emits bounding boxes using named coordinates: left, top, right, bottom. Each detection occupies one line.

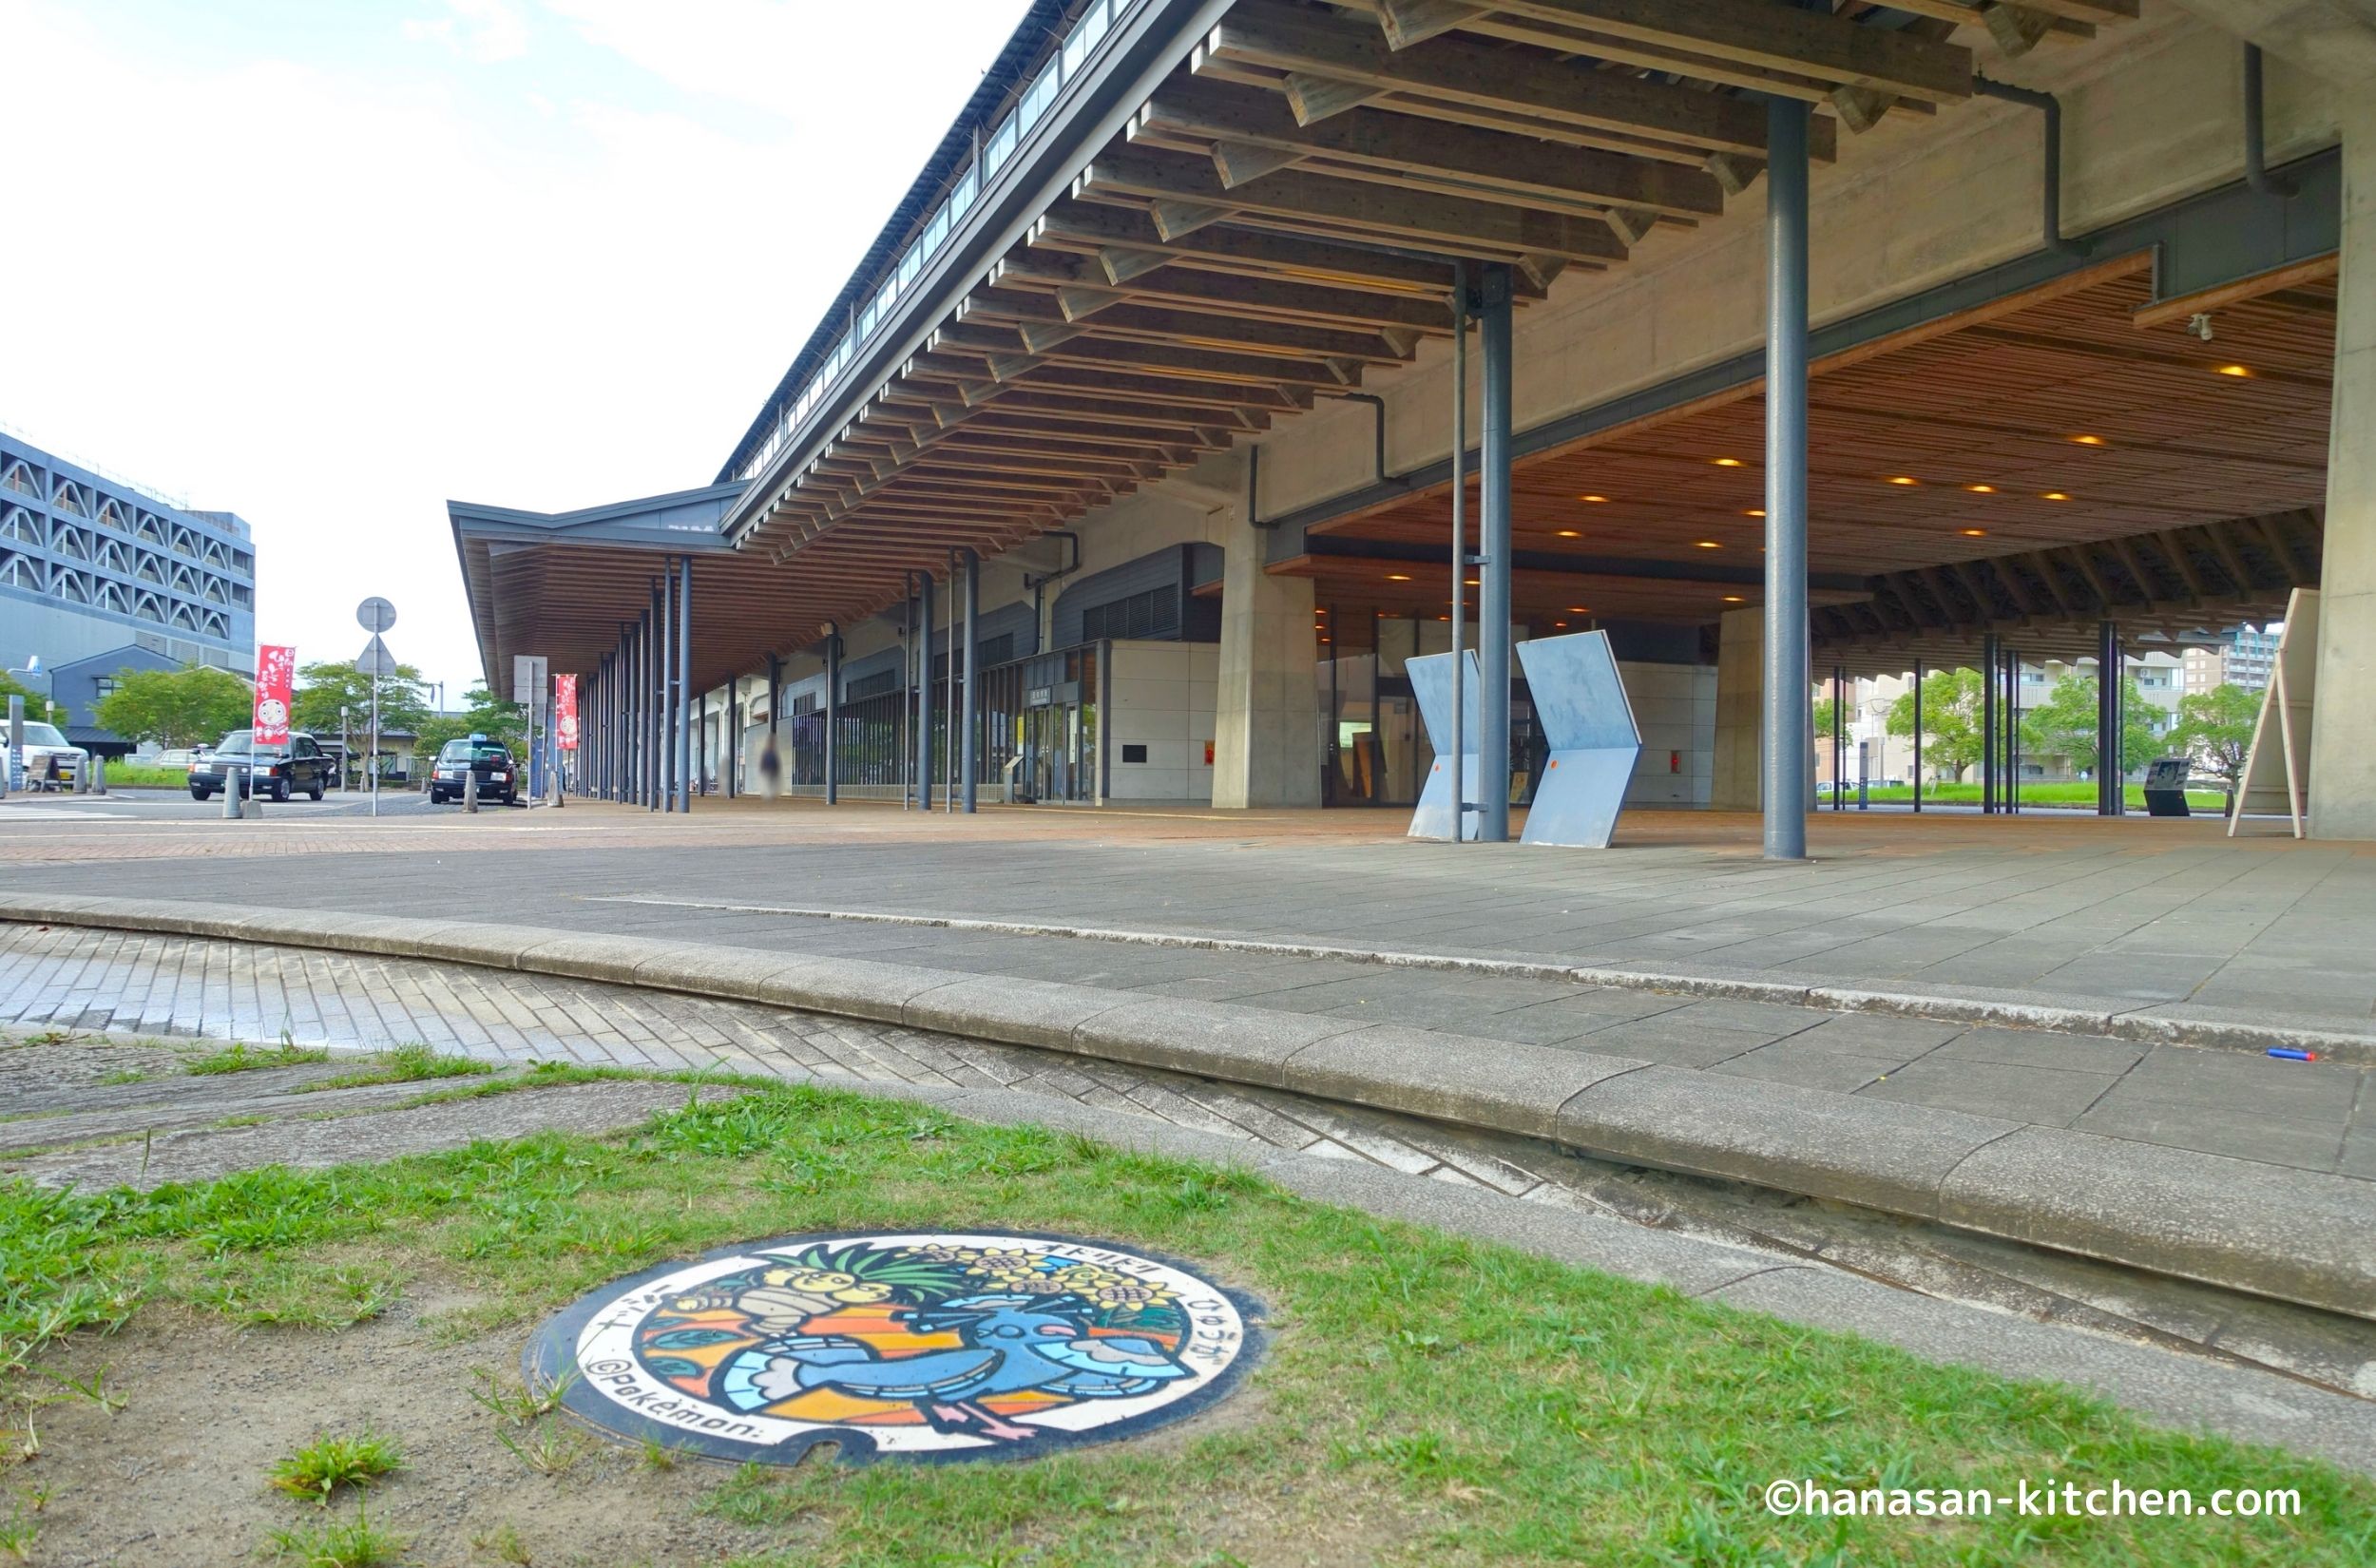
left=428, top=737, right=518, bottom=805
left=151, top=745, right=212, bottom=769
left=188, top=730, right=335, bottom=802
left=9, top=721, right=86, bottom=790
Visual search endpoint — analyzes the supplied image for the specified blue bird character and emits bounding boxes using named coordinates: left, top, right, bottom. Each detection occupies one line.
left=754, top=1293, right=1190, bottom=1443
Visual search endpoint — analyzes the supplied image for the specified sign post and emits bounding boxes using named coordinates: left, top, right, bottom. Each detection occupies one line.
left=513, top=654, right=548, bottom=806
left=356, top=598, right=398, bottom=820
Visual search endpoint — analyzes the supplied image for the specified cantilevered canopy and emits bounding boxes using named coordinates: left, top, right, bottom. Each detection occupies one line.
left=721, top=0, right=2152, bottom=642
left=452, top=488, right=845, bottom=691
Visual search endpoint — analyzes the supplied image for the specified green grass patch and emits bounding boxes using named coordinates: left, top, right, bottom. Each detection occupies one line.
left=261, top=1502, right=405, bottom=1567
left=96, top=764, right=196, bottom=789
left=270, top=1433, right=404, bottom=1505
left=2, top=1084, right=2370, bottom=1564
left=182, top=1041, right=330, bottom=1076
left=1838, top=782, right=2229, bottom=810
left=297, top=1042, right=494, bottom=1093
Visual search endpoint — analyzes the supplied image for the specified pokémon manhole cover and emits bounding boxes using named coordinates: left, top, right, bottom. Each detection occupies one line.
left=527, top=1230, right=1261, bottom=1463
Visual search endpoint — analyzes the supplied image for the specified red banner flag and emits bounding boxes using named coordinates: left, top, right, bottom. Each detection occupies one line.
left=253, top=644, right=296, bottom=745
left=555, top=673, right=580, bottom=751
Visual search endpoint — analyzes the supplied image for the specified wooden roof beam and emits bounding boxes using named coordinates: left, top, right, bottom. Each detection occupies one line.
left=1134, top=76, right=1724, bottom=220
left=1077, top=149, right=1628, bottom=268
left=1024, top=203, right=1484, bottom=298
left=1201, top=1, right=1837, bottom=163
left=959, top=286, right=1414, bottom=364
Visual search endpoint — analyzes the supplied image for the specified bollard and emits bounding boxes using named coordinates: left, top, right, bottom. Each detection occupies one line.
left=464, top=763, right=479, bottom=813
left=222, top=761, right=243, bottom=820
left=74, top=757, right=88, bottom=794
left=90, top=755, right=106, bottom=795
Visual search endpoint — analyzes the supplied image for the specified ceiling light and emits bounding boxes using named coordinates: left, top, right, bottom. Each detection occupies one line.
left=1386, top=573, right=1411, bottom=582
left=2041, top=491, right=2070, bottom=502
left=1436, top=614, right=1448, bottom=621
left=1713, top=458, right=1744, bottom=468
left=1745, top=508, right=1766, bottom=518
left=2216, top=363, right=2251, bottom=377
left=1553, top=621, right=1568, bottom=628
left=1722, top=595, right=1745, bottom=603
left=1695, top=540, right=1721, bottom=549
left=1887, top=475, right=1919, bottom=487
left=1964, top=484, right=1996, bottom=494
left=1465, top=577, right=1480, bottom=586
left=2071, top=434, right=2106, bottom=446
left=1556, top=529, right=1581, bottom=538
left=1566, top=605, right=1588, bottom=613
left=1960, top=527, right=1988, bottom=537
left=1580, top=493, right=1610, bottom=503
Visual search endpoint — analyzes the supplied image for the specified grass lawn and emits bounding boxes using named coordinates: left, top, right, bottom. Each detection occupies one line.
left=4, top=1079, right=2369, bottom=1565
left=1833, top=782, right=2230, bottom=811
left=89, top=763, right=191, bottom=789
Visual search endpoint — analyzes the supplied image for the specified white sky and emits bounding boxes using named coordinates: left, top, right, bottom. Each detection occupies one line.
left=0, top=0, right=1034, bottom=702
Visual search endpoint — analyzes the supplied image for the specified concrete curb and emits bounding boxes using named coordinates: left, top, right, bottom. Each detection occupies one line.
left=7, top=893, right=2371, bottom=1322
left=582, top=895, right=2376, bottom=1065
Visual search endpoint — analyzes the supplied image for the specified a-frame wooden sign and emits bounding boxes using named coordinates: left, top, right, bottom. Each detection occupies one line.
left=2230, top=588, right=2319, bottom=839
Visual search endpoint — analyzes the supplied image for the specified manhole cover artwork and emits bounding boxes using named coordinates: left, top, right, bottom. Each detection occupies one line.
left=527, top=1231, right=1259, bottom=1463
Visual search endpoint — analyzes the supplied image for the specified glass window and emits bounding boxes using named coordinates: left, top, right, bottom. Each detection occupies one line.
left=951, top=168, right=977, bottom=216
left=986, top=115, right=1016, bottom=171
left=20, top=722, right=67, bottom=748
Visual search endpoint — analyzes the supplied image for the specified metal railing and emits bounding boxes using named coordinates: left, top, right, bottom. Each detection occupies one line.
left=734, top=0, right=1136, bottom=485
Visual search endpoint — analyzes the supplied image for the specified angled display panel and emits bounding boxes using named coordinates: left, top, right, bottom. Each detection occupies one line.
left=1516, top=630, right=1640, bottom=850
left=1405, top=647, right=1482, bottom=842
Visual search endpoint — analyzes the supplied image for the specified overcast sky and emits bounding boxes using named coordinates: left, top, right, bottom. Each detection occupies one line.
left=0, top=0, right=1033, bottom=701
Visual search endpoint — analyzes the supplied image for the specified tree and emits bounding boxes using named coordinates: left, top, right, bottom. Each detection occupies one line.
left=0, top=671, right=35, bottom=713
left=1885, top=667, right=1983, bottom=781
left=92, top=664, right=255, bottom=748
left=2016, top=674, right=2160, bottom=778
left=2171, top=682, right=2261, bottom=792
left=414, top=685, right=527, bottom=758
left=292, top=660, right=432, bottom=744
left=1811, top=694, right=1839, bottom=743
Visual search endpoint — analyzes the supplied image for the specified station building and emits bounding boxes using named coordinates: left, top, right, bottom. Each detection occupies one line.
left=452, top=0, right=2376, bottom=848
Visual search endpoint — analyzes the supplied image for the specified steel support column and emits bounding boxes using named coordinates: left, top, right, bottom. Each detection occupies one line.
left=2006, top=646, right=2022, bottom=814
left=823, top=637, right=839, bottom=805
left=960, top=547, right=980, bottom=813
left=1763, top=93, right=1812, bottom=860
left=1476, top=261, right=1515, bottom=843
left=916, top=570, right=935, bottom=811
left=1448, top=259, right=1468, bottom=843
left=1911, top=659, right=1925, bottom=813
left=1981, top=632, right=2000, bottom=813
left=676, top=556, right=694, bottom=813
left=2110, top=618, right=2129, bottom=813
left=646, top=592, right=663, bottom=811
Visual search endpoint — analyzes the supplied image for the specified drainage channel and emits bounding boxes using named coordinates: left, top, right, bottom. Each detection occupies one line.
left=3, top=921, right=2369, bottom=1409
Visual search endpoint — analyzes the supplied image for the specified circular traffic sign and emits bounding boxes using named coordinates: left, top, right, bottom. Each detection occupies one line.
left=356, top=597, right=397, bottom=633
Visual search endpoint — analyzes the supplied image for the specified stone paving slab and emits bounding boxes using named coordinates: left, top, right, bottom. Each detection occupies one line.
left=5, top=802, right=2374, bottom=1051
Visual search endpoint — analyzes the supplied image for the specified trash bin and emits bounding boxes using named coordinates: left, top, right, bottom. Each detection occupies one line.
left=2142, top=757, right=2193, bottom=817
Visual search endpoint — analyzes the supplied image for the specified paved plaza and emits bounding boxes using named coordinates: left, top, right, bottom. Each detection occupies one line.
left=6, top=792, right=2373, bottom=1043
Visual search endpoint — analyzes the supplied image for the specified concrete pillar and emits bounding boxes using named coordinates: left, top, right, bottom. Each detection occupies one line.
left=2311, top=101, right=2376, bottom=838
left=1213, top=458, right=1322, bottom=809
left=1712, top=606, right=1762, bottom=812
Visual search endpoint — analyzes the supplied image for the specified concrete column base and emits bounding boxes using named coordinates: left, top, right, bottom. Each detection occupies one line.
left=1213, top=467, right=1322, bottom=810
left=2310, top=100, right=2376, bottom=838
left=1713, top=607, right=1763, bottom=811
